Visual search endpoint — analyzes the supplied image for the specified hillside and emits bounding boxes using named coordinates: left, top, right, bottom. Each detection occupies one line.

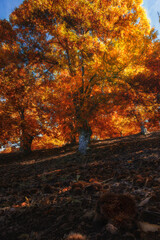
left=0, top=131, right=160, bottom=240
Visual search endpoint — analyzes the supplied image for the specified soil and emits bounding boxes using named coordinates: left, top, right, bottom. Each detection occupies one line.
left=0, top=131, right=160, bottom=240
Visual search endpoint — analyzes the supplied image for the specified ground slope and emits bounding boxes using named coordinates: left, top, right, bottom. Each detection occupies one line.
left=0, top=131, right=160, bottom=240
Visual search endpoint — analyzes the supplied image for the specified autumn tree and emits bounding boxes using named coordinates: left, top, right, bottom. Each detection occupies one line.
left=130, top=30, right=160, bottom=132
left=8, top=0, right=154, bottom=154
left=0, top=19, right=60, bottom=153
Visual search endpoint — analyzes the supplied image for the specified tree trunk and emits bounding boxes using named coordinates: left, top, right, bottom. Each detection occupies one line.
left=157, top=93, right=160, bottom=125
left=78, top=126, right=92, bottom=155
left=19, top=109, right=34, bottom=154
left=140, top=122, right=147, bottom=135
left=20, top=132, right=34, bottom=154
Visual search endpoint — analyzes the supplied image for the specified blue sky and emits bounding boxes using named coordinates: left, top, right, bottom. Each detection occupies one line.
left=0, top=0, right=160, bottom=38
left=142, top=0, right=160, bottom=38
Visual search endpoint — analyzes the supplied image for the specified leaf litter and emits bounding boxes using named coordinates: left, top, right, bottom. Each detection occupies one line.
left=0, top=131, right=160, bottom=240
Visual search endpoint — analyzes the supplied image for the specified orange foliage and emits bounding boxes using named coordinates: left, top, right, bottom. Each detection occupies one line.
left=0, top=0, right=159, bottom=152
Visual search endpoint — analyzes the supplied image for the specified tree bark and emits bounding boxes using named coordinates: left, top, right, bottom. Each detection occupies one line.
left=78, top=125, right=92, bottom=155
left=140, top=122, right=147, bottom=135
left=20, top=132, right=34, bottom=154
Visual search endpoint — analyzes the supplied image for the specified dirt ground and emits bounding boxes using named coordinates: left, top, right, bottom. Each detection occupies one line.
left=0, top=131, right=160, bottom=240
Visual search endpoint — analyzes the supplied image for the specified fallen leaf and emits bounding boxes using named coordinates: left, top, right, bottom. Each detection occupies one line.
left=138, top=197, right=151, bottom=207
left=106, top=223, right=118, bottom=234
left=138, top=221, right=160, bottom=232
left=21, top=202, right=28, bottom=207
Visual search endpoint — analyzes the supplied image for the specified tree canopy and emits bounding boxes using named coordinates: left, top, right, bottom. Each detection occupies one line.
left=0, top=0, right=159, bottom=153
